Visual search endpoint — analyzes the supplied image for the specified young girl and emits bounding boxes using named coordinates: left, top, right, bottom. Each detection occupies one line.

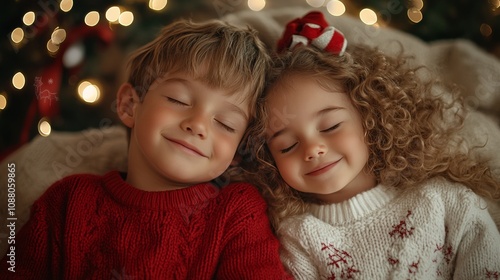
left=245, top=11, right=500, bottom=279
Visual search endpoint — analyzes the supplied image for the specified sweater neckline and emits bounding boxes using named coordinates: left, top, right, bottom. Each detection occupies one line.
left=308, top=184, right=398, bottom=224
left=102, top=171, right=219, bottom=211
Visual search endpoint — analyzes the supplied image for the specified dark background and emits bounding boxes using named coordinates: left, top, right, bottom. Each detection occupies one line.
left=1, top=0, right=499, bottom=159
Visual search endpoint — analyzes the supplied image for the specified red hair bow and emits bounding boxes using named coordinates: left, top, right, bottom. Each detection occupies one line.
left=277, top=11, right=347, bottom=55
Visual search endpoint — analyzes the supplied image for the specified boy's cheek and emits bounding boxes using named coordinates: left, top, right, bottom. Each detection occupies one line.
left=215, top=136, right=241, bottom=158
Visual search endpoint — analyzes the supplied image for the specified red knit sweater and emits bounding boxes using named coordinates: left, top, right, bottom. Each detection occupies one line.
left=2, top=171, right=292, bottom=279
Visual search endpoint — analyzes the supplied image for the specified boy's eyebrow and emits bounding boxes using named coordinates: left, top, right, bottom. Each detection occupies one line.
left=160, top=77, right=188, bottom=86
left=224, top=101, right=249, bottom=121
left=267, top=106, right=344, bottom=142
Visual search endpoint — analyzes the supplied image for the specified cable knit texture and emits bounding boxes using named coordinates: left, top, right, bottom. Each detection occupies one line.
left=1, top=171, right=291, bottom=279
left=279, top=178, right=500, bottom=279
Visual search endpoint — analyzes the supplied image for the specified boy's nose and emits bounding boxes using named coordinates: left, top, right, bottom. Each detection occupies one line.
left=181, top=116, right=208, bottom=139
left=304, top=143, right=327, bottom=161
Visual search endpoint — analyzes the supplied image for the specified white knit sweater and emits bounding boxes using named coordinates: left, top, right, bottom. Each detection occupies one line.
left=279, top=178, right=500, bottom=279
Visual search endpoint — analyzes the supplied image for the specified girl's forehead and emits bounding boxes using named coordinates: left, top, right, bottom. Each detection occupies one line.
left=266, top=77, right=345, bottom=108
left=265, top=78, right=351, bottom=129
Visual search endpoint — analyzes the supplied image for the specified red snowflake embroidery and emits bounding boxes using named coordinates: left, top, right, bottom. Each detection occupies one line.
left=321, top=243, right=360, bottom=279
left=388, top=257, right=399, bottom=266
left=434, top=244, right=453, bottom=264
left=389, top=210, right=415, bottom=239
left=388, top=256, right=421, bottom=275
left=431, top=226, right=454, bottom=277
left=486, top=269, right=500, bottom=280
left=408, top=260, right=420, bottom=274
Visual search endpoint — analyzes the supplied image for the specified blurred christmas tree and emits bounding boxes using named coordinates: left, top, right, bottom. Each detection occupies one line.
left=0, top=0, right=214, bottom=158
left=349, top=0, right=500, bottom=53
left=1, top=0, right=499, bottom=159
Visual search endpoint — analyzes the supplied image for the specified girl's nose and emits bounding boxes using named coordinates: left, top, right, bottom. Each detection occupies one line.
left=304, top=142, right=327, bottom=161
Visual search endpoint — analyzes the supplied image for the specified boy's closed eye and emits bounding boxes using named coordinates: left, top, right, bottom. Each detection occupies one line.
left=167, top=97, right=189, bottom=106
left=215, top=120, right=236, bottom=133
left=215, top=104, right=249, bottom=135
left=164, top=93, right=246, bottom=134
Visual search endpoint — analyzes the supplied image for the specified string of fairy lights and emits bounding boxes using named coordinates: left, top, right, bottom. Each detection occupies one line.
left=1, top=0, right=499, bottom=139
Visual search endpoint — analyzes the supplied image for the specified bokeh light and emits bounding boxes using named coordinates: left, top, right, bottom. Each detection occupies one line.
left=0, top=94, right=7, bottom=110
left=47, top=39, right=59, bottom=54
left=78, top=81, right=101, bottom=103
left=23, top=12, right=35, bottom=26
left=63, top=43, right=85, bottom=68
left=85, top=11, right=100, bottom=26
left=360, top=8, right=377, bottom=25
left=306, top=0, right=325, bottom=8
left=51, top=28, right=67, bottom=45
left=11, top=28, right=24, bottom=44
left=248, top=0, right=266, bottom=11
left=327, top=0, right=346, bottom=16
left=149, top=0, right=168, bottom=11
left=38, top=118, right=52, bottom=137
left=60, top=0, right=73, bottom=12
left=411, top=0, right=424, bottom=10
left=12, top=72, right=26, bottom=90
left=119, top=11, right=134, bottom=26
left=106, top=6, right=121, bottom=22
left=407, top=8, right=423, bottom=23
left=480, top=23, right=493, bottom=37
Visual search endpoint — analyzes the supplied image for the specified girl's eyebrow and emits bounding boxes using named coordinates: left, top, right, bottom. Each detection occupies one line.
left=268, top=127, right=288, bottom=142
left=268, top=106, right=344, bottom=142
left=316, top=106, right=344, bottom=117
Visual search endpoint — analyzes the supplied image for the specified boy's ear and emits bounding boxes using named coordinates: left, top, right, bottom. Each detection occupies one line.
left=116, top=83, right=139, bottom=128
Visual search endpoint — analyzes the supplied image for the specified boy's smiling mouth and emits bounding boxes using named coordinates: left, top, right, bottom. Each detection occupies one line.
left=165, top=137, right=208, bottom=158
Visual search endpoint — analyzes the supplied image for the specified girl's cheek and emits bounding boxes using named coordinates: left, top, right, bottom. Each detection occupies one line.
left=277, top=158, right=292, bottom=176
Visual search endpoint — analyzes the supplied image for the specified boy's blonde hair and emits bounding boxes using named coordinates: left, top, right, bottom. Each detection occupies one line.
left=125, top=18, right=270, bottom=124
left=244, top=45, right=500, bottom=231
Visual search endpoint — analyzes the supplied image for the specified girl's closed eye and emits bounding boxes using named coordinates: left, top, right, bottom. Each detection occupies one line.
left=281, top=142, right=297, bottom=154
left=321, top=123, right=341, bottom=132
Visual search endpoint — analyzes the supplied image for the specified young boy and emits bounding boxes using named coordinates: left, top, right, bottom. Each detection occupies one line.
left=2, top=19, right=291, bottom=279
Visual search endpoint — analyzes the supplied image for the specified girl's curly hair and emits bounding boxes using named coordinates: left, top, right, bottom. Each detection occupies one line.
left=240, top=44, right=500, bottom=231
